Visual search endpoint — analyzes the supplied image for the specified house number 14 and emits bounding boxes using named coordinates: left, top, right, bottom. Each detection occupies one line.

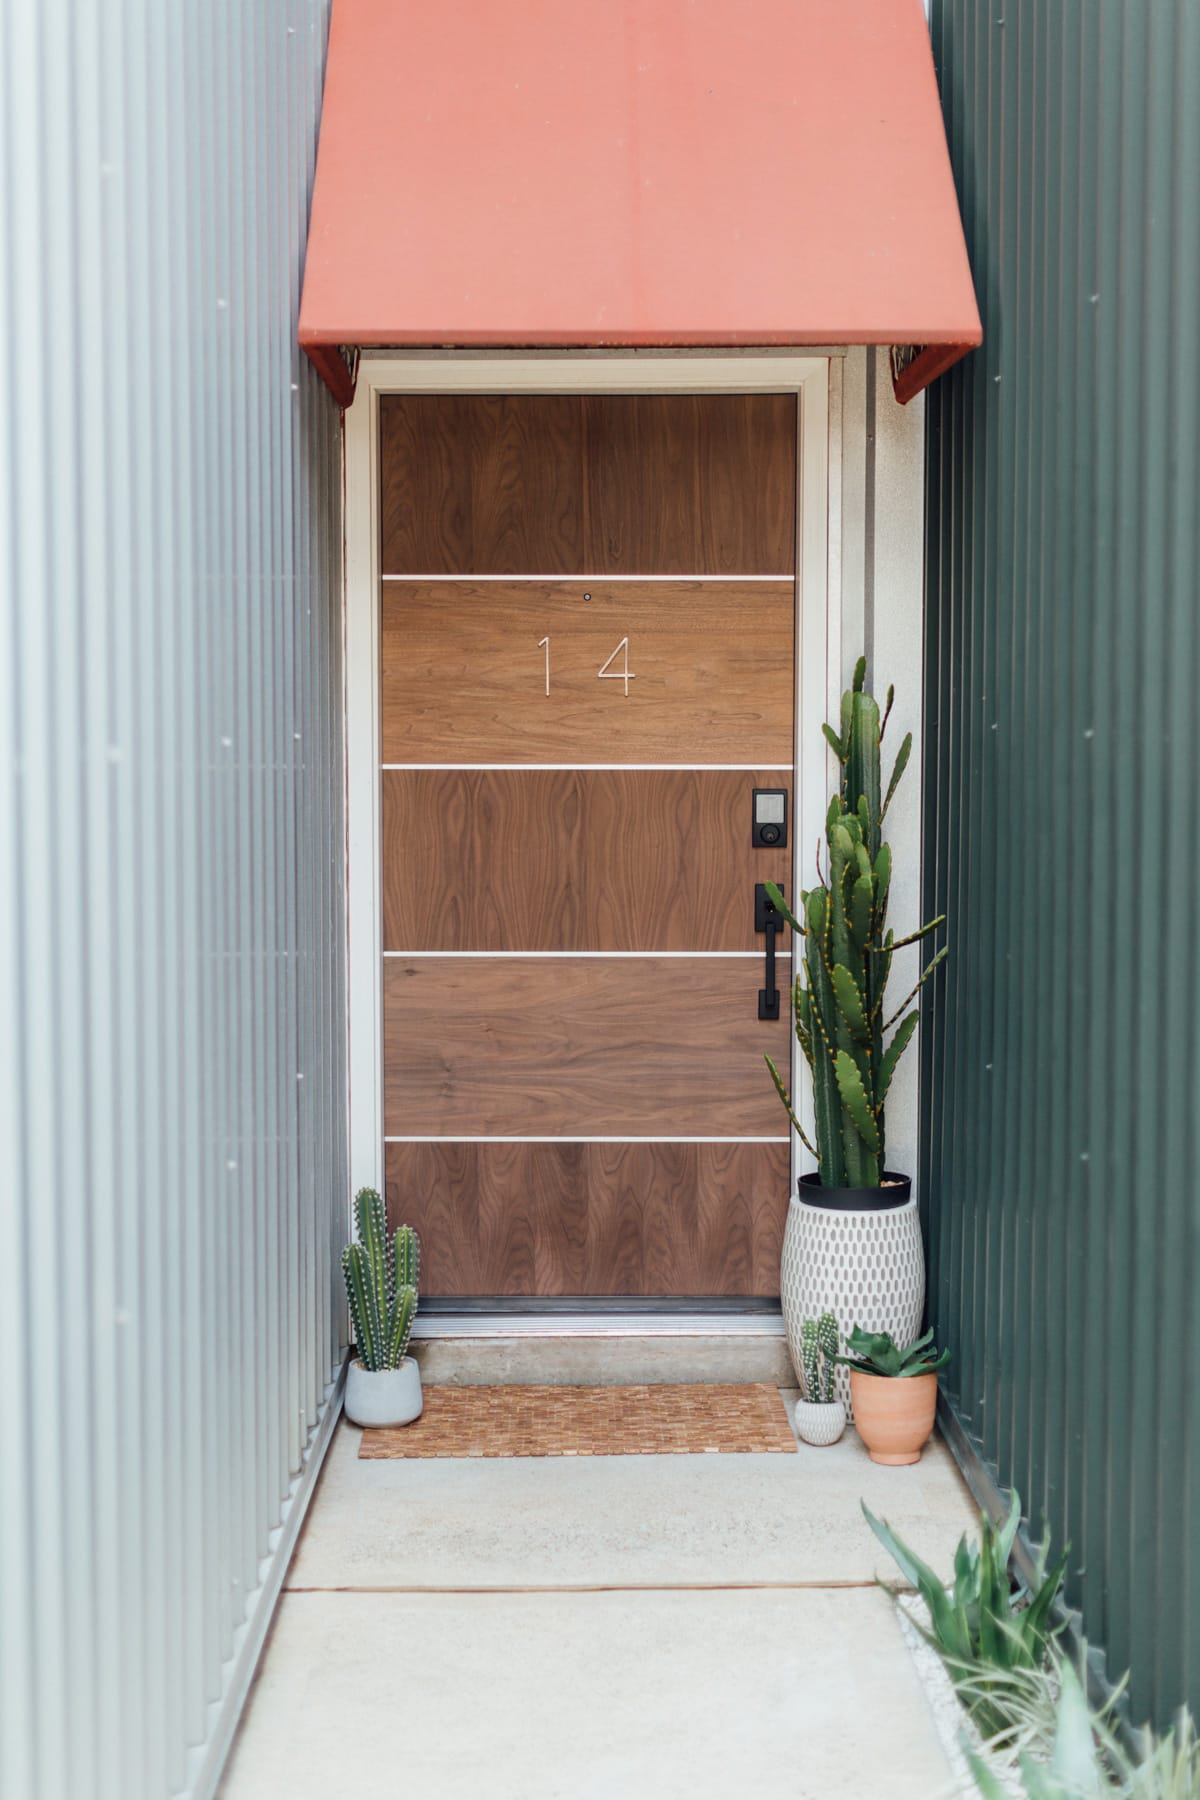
left=537, top=636, right=637, bottom=698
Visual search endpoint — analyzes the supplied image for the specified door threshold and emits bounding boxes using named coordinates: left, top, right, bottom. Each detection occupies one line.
left=411, top=1310, right=785, bottom=1340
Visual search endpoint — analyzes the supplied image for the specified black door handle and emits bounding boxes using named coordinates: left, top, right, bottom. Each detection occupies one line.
left=756, top=882, right=783, bottom=1020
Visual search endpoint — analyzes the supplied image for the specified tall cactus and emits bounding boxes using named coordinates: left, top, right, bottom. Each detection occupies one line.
left=765, top=659, right=947, bottom=1187
left=342, top=1188, right=421, bottom=1371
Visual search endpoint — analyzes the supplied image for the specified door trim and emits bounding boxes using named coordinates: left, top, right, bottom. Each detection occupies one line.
left=343, top=353, right=834, bottom=1293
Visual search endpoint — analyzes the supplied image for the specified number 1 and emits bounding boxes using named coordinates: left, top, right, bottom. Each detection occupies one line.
left=538, top=636, right=550, bottom=696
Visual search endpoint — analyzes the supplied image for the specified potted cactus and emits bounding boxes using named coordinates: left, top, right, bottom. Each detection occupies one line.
left=766, top=659, right=947, bottom=1410
left=793, top=1310, right=846, bottom=1446
left=342, top=1187, right=423, bottom=1428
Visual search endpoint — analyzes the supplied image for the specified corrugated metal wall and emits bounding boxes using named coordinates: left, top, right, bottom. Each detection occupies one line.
left=0, top=4, right=346, bottom=1797
left=923, top=0, right=1200, bottom=1730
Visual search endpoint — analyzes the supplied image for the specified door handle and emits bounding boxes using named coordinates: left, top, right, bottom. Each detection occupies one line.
left=755, top=882, right=783, bottom=1021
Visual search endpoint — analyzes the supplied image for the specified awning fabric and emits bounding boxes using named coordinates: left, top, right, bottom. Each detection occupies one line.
left=299, top=0, right=981, bottom=408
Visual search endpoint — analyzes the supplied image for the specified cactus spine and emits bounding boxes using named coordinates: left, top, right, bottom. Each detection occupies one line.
left=800, top=1310, right=840, bottom=1403
left=765, top=659, right=947, bottom=1187
left=342, top=1188, right=420, bottom=1371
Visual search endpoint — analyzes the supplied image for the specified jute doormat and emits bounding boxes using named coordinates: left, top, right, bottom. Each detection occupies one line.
left=358, top=1383, right=797, bottom=1459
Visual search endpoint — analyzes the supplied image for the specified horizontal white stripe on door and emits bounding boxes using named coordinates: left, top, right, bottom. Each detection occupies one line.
left=384, top=1135, right=791, bottom=1144
left=383, top=950, right=768, bottom=959
left=382, top=572, right=794, bottom=583
left=380, top=763, right=796, bottom=772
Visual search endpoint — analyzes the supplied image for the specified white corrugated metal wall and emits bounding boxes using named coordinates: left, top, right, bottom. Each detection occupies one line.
left=0, top=3, right=347, bottom=1796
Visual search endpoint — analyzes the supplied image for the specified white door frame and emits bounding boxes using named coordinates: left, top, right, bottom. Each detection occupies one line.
left=342, top=350, right=842, bottom=1255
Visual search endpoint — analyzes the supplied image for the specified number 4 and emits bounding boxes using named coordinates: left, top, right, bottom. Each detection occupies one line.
left=597, top=637, right=636, bottom=697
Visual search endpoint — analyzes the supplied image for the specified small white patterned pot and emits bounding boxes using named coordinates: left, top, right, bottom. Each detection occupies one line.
left=780, top=1181, right=925, bottom=1418
left=344, top=1356, right=423, bottom=1428
left=794, top=1397, right=847, bottom=1447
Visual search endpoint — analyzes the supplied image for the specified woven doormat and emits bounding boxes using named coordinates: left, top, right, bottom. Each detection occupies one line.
left=358, top=1383, right=796, bottom=1459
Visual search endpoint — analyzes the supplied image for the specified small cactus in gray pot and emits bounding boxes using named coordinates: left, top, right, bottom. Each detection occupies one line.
left=794, top=1310, right=846, bottom=1445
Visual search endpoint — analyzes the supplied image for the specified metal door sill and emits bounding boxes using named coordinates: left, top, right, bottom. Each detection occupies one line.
left=412, top=1307, right=785, bottom=1340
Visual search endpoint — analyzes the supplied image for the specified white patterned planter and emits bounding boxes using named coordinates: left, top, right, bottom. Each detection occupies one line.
left=780, top=1191, right=925, bottom=1416
left=794, top=1397, right=847, bottom=1446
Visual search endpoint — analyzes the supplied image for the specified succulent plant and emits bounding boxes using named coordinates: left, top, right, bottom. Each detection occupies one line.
left=341, top=1187, right=420, bottom=1372
left=764, top=657, right=947, bottom=1187
left=800, top=1309, right=840, bottom=1403
left=833, top=1324, right=950, bottom=1379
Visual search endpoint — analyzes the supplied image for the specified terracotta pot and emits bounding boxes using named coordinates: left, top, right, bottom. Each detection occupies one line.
left=849, top=1369, right=937, bottom=1465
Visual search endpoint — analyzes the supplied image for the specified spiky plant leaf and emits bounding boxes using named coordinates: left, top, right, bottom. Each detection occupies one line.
left=849, top=873, right=874, bottom=947
left=877, top=1012, right=919, bottom=1108
left=834, top=1050, right=880, bottom=1150
left=881, top=730, right=912, bottom=819
left=832, top=964, right=870, bottom=1041
left=875, top=916, right=947, bottom=954
left=862, top=1503, right=973, bottom=1661
left=762, top=879, right=804, bottom=936
left=764, top=1054, right=818, bottom=1158
left=822, top=721, right=846, bottom=761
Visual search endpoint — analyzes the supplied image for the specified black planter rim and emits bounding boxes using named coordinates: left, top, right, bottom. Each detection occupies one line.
left=795, top=1170, right=912, bottom=1213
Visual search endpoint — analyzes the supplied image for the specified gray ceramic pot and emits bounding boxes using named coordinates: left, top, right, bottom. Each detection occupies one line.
left=344, top=1356, right=423, bottom=1427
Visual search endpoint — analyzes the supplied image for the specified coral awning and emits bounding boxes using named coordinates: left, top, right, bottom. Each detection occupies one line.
left=298, top=0, right=981, bottom=407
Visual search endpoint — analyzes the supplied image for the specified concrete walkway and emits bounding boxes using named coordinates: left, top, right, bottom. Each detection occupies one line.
left=223, top=1392, right=977, bottom=1799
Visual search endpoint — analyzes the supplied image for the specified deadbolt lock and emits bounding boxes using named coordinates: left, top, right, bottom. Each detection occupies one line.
left=752, top=788, right=788, bottom=849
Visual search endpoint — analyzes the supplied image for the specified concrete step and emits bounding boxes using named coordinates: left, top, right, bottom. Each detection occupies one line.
left=410, top=1311, right=794, bottom=1387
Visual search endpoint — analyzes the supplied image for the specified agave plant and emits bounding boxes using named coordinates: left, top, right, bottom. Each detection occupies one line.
left=863, top=1489, right=1067, bottom=1740
left=834, top=1325, right=951, bottom=1379
left=764, top=657, right=946, bottom=1187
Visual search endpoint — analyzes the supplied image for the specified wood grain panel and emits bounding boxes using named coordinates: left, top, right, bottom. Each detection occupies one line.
left=379, top=580, right=794, bottom=764
left=380, top=394, right=795, bottom=575
left=582, top=394, right=795, bottom=575
left=385, top=1140, right=789, bottom=1295
left=383, top=957, right=790, bottom=1136
left=380, top=395, right=586, bottom=575
left=382, top=769, right=791, bottom=951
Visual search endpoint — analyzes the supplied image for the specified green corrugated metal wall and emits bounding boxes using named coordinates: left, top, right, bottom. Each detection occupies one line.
left=922, top=0, right=1200, bottom=1730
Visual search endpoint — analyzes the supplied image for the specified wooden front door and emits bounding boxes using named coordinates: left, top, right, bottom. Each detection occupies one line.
left=380, top=394, right=796, bottom=1298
